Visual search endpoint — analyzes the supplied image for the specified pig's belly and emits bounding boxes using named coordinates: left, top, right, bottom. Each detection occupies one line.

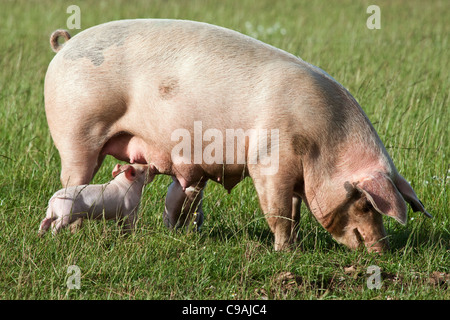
left=102, top=132, right=248, bottom=191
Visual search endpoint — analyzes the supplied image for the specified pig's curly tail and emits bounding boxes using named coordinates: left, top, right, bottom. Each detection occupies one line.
left=50, top=29, right=71, bottom=53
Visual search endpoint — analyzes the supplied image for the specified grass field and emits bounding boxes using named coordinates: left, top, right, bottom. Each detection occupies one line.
left=0, top=0, right=448, bottom=300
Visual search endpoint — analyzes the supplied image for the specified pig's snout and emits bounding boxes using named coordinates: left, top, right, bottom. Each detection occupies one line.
left=332, top=226, right=389, bottom=253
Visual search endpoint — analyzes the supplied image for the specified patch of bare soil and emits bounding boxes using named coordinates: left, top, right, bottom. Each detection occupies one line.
left=428, top=271, right=450, bottom=289
left=256, top=266, right=449, bottom=299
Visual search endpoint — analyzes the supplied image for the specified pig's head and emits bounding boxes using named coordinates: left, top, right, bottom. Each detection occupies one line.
left=311, top=171, right=431, bottom=253
left=112, top=163, right=155, bottom=185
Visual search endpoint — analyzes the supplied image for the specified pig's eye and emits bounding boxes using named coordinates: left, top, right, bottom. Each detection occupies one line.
left=355, top=198, right=372, bottom=215
left=362, top=199, right=372, bottom=212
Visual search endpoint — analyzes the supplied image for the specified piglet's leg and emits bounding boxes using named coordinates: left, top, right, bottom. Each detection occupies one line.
left=51, top=215, right=72, bottom=235
left=164, top=177, right=206, bottom=231
left=38, top=206, right=56, bottom=236
left=119, top=211, right=138, bottom=234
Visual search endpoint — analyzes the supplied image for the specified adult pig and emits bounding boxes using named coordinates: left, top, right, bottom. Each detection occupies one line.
left=44, top=19, right=431, bottom=252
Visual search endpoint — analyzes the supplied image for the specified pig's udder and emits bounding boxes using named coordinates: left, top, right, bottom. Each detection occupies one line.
left=129, top=152, right=147, bottom=164
left=102, top=133, right=148, bottom=165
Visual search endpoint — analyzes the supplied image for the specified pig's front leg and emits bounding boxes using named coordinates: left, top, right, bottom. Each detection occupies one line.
left=252, top=173, right=296, bottom=251
left=291, top=195, right=302, bottom=243
left=163, top=177, right=206, bottom=231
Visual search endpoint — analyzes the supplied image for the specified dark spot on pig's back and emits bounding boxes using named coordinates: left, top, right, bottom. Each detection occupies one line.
left=63, top=24, right=130, bottom=66
left=159, top=77, right=179, bottom=100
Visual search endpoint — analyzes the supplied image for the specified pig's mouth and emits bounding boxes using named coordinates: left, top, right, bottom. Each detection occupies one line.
left=354, top=228, right=389, bottom=253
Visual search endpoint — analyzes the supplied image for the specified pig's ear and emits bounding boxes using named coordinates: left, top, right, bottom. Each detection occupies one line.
left=355, top=172, right=407, bottom=225
left=394, top=174, right=432, bottom=218
left=124, top=166, right=137, bottom=181
left=112, top=164, right=122, bottom=178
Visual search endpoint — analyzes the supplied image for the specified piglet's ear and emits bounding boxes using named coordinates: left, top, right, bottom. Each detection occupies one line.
left=112, top=164, right=122, bottom=178
left=355, top=172, right=407, bottom=225
left=124, top=166, right=136, bottom=181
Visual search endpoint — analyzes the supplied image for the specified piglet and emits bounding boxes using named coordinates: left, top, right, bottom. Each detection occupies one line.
left=38, top=164, right=153, bottom=235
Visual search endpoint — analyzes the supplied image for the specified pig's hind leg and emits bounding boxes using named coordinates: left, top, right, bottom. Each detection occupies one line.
left=52, top=116, right=109, bottom=188
left=58, top=145, right=106, bottom=232
left=59, top=146, right=105, bottom=187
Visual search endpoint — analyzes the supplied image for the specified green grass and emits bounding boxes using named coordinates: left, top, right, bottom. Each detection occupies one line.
left=0, top=0, right=448, bottom=300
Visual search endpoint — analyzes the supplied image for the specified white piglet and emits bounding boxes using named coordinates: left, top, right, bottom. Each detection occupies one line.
left=38, top=164, right=152, bottom=235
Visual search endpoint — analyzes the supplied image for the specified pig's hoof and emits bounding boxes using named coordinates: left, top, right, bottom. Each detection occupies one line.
left=69, top=218, right=83, bottom=234
left=162, top=211, right=174, bottom=229
left=274, top=240, right=297, bottom=252
left=192, top=211, right=204, bottom=231
left=163, top=210, right=204, bottom=232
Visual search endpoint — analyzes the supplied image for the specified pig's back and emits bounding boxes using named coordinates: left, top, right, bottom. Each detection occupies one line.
left=59, top=19, right=300, bottom=71
left=49, top=19, right=309, bottom=124
left=47, top=19, right=374, bottom=153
